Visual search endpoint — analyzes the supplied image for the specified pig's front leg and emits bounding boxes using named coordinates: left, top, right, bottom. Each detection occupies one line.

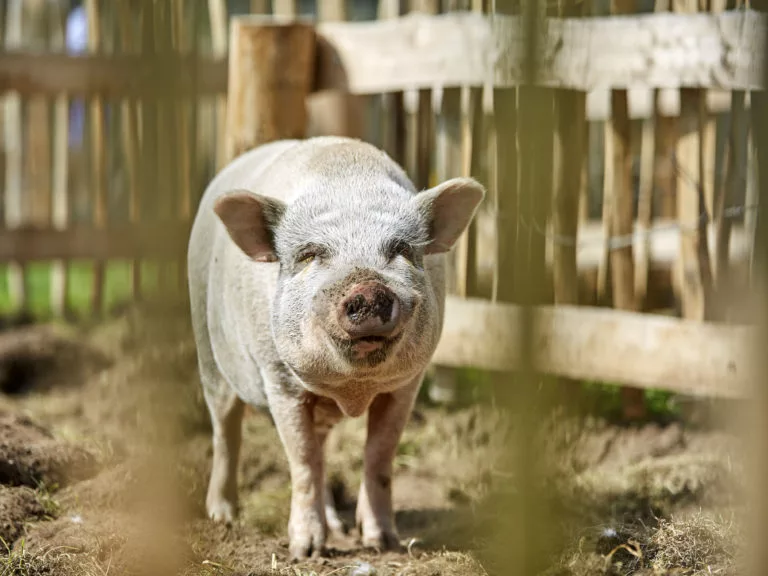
left=356, top=374, right=422, bottom=551
left=265, top=387, right=326, bottom=560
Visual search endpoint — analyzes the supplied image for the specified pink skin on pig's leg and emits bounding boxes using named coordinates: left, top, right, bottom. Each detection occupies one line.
left=266, top=387, right=327, bottom=560
left=356, top=374, right=422, bottom=550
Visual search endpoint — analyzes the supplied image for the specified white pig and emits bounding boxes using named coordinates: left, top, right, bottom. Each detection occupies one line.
left=187, top=136, right=484, bottom=559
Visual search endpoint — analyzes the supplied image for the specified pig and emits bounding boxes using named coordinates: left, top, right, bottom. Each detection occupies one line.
left=187, top=136, right=484, bottom=559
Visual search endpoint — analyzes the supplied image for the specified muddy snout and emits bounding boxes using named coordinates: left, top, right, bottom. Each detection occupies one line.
left=337, top=282, right=401, bottom=339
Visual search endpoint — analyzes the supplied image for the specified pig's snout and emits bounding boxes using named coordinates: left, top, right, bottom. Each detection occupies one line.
left=338, top=282, right=400, bottom=339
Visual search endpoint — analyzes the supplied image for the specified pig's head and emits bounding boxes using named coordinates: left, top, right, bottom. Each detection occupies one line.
left=214, top=144, right=484, bottom=416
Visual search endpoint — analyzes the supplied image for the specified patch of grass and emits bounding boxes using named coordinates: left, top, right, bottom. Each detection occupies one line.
left=32, top=483, right=60, bottom=520
left=581, top=381, right=680, bottom=422
left=0, top=537, right=81, bottom=576
left=648, top=511, right=739, bottom=574
left=0, top=260, right=178, bottom=320
left=240, top=485, right=292, bottom=536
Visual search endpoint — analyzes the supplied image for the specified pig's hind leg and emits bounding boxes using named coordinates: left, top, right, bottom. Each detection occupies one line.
left=202, top=379, right=245, bottom=524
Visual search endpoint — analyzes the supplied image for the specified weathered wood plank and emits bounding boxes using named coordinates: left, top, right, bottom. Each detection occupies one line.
left=0, top=224, right=191, bottom=261
left=0, top=12, right=760, bottom=99
left=0, top=51, right=227, bottom=97
left=315, top=11, right=767, bottom=93
left=433, top=296, right=753, bottom=398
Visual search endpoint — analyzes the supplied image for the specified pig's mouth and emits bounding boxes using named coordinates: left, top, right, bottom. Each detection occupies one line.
left=334, top=332, right=402, bottom=366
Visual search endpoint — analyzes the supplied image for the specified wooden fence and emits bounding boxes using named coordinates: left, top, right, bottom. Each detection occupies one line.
left=0, top=0, right=762, bottom=406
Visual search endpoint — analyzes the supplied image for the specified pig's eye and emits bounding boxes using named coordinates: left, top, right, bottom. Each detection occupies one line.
left=298, top=253, right=315, bottom=265
left=295, top=245, right=326, bottom=268
left=389, top=240, right=415, bottom=263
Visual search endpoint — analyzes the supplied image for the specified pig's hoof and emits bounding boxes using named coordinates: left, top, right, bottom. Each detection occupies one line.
left=361, top=530, right=403, bottom=552
left=206, top=498, right=237, bottom=525
left=289, top=537, right=326, bottom=561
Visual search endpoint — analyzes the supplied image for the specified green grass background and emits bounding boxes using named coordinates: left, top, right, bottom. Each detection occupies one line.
left=0, top=261, right=179, bottom=318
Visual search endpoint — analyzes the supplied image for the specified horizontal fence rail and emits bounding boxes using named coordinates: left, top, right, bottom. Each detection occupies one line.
left=434, top=296, right=754, bottom=398
left=0, top=52, right=227, bottom=97
left=316, top=10, right=766, bottom=92
left=0, top=11, right=763, bottom=99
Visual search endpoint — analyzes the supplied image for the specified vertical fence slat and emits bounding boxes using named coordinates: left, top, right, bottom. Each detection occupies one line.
left=174, top=0, right=191, bottom=222
left=208, top=0, right=228, bottom=171
left=312, top=0, right=366, bottom=142
left=714, top=91, right=747, bottom=319
left=405, top=0, right=437, bottom=192
left=86, top=0, right=107, bottom=316
left=4, top=0, right=26, bottom=312
left=610, top=0, right=645, bottom=420
left=273, top=0, right=297, bottom=18
left=117, top=0, right=142, bottom=301
left=378, top=0, right=405, bottom=166
left=154, top=0, right=179, bottom=296
left=250, top=0, right=270, bottom=13
left=635, top=114, right=655, bottom=307
left=172, top=0, right=191, bottom=293
left=428, top=0, right=468, bottom=405
left=50, top=0, right=69, bottom=316
left=493, top=86, right=516, bottom=304
left=677, top=87, right=713, bottom=321
left=553, top=5, right=585, bottom=306
left=746, top=126, right=757, bottom=279
left=597, top=119, right=613, bottom=302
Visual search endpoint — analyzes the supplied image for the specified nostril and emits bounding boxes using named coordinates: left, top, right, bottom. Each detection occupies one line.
left=345, top=294, right=367, bottom=321
left=374, top=292, right=394, bottom=323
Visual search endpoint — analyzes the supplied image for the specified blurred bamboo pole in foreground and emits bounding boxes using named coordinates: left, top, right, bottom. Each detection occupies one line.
left=747, top=3, right=768, bottom=574
left=488, top=1, right=563, bottom=573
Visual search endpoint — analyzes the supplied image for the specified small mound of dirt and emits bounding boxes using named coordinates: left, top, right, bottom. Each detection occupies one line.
left=0, top=326, right=111, bottom=396
left=0, top=486, right=46, bottom=547
left=0, top=412, right=100, bottom=488
left=20, top=509, right=192, bottom=576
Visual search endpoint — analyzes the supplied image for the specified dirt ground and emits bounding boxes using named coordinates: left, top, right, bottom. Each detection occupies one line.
left=0, top=304, right=747, bottom=576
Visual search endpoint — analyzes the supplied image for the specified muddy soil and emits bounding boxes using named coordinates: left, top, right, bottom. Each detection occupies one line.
left=0, top=307, right=747, bottom=575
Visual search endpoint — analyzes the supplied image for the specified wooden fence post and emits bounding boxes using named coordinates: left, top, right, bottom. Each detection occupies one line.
left=610, top=0, right=646, bottom=421
left=224, top=17, right=315, bottom=163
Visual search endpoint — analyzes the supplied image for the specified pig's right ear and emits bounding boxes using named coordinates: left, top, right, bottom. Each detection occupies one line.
left=415, top=177, right=486, bottom=254
left=213, top=190, right=286, bottom=263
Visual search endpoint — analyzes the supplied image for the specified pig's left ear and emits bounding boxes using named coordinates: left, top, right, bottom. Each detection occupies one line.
left=415, top=177, right=486, bottom=255
left=214, top=190, right=286, bottom=262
